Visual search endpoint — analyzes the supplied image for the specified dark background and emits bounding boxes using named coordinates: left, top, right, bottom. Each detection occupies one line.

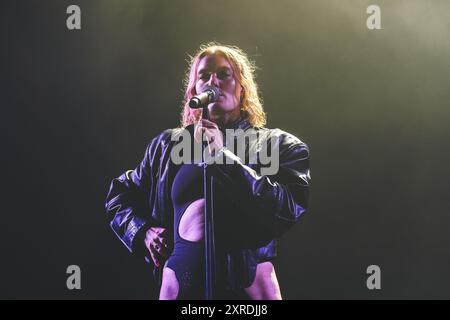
left=1, top=0, right=449, bottom=299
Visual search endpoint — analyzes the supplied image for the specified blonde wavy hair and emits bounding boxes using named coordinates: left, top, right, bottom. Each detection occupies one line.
left=180, top=42, right=266, bottom=128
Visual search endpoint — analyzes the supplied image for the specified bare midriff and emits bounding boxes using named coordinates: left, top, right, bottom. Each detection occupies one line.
left=178, top=198, right=205, bottom=242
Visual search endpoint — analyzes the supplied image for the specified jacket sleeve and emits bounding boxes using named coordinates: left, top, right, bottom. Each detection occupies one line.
left=105, top=139, right=159, bottom=256
left=211, top=132, right=311, bottom=243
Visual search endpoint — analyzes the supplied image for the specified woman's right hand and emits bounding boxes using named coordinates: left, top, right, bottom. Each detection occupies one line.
left=144, top=227, right=173, bottom=268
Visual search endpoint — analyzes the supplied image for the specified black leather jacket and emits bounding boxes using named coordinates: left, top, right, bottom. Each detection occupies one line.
left=105, top=117, right=311, bottom=293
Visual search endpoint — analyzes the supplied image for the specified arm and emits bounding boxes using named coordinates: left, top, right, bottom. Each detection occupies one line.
left=212, top=133, right=311, bottom=242
left=105, top=141, right=156, bottom=257
left=105, top=132, right=174, bottom=267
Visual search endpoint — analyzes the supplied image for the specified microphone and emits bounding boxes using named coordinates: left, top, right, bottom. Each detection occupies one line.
left=189, top=86, right=220, bottom=109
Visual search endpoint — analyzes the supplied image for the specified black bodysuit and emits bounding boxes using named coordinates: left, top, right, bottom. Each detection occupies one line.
left=166, top=163, right=205, bottom=299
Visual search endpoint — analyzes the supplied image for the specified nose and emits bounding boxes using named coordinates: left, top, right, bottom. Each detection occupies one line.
left=206, top=73, right=219, bottom=87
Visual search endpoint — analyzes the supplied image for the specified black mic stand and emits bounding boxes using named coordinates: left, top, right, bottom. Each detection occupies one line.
left=202, top=106, right=216, bottom=300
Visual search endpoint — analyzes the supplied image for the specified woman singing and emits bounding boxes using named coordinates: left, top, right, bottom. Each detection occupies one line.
left=105, top=43, right=311, bottom=300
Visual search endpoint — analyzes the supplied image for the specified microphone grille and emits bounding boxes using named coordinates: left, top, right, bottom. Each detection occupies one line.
left=206, top=86, right=220, bottom=102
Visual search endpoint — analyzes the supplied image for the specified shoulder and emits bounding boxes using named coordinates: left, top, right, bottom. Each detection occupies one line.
left=257, top=127, right=309, bottom=151
left=145, top=127, right=186, bottom=151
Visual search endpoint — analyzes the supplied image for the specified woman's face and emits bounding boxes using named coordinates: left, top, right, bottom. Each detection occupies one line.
left=194, top=54, right=242, bottom=122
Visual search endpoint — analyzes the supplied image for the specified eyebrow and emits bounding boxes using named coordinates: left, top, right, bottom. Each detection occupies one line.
left=197, top=66, right=232, bottom=74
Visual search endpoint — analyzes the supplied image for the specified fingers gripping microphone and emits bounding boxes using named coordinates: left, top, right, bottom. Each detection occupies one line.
left=189, top=86, right=220, bottom=109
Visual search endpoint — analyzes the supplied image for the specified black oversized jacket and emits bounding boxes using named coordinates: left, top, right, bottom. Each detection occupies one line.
left=105, top=117, right=311, bottom=292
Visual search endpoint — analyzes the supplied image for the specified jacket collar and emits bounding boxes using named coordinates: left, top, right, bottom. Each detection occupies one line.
left=220, top=115, right=252, bottom=131
left=183, top=115, right=252, bottom=134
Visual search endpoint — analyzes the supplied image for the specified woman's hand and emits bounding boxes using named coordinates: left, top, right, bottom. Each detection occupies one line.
left=144, top=227, right=173, bottom=268
left=194, top=119, right=224, bottom=156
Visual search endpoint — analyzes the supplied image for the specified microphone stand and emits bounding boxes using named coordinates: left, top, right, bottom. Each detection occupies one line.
left=202, top=106, right=216, bottom=300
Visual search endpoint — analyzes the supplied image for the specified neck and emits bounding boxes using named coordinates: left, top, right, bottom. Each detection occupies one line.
left=209, top=109, right=241, bottom=129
